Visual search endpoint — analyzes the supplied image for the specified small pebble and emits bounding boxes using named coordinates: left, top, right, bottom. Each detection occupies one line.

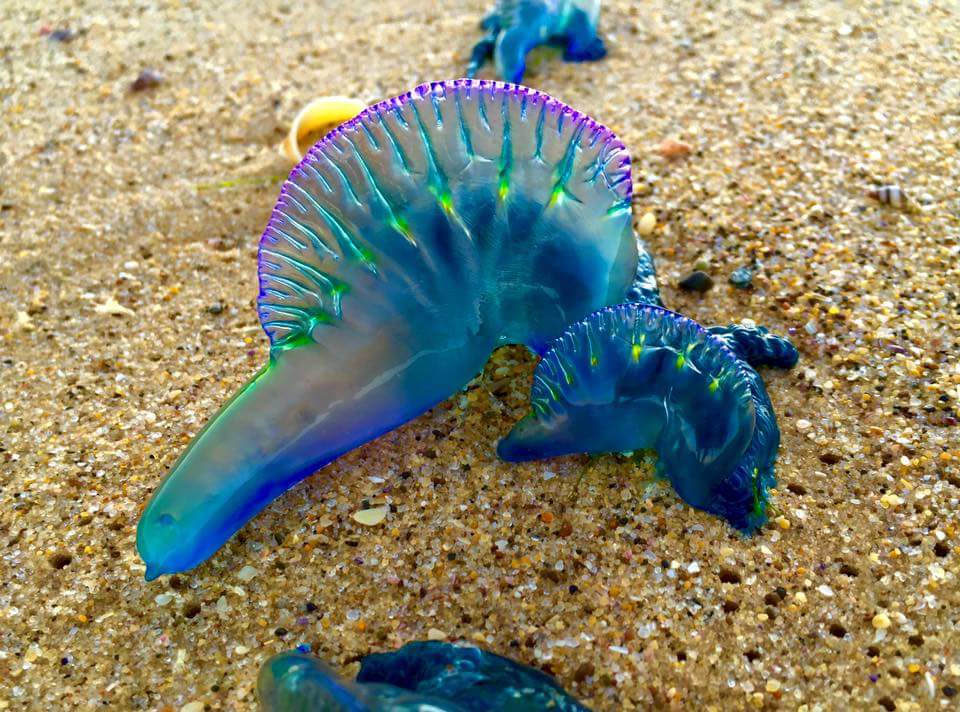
left=653, top=138, right=692, bottom=160
left=872, top=612, right=892, bottom=629
left=352, top=505, right=388, bottom=526
left=729, top=265, right=754, bottom=289
left=131, top=68, right=164, bottom=92
left=47, top=28, right=76, bottom=42
left=427, top=627, right=447, bottom=641
left=638, top=212, right=657, bottom=236
left=237, top=565, right=258, bottom=582
left=678, top=270, right=714, bottom=293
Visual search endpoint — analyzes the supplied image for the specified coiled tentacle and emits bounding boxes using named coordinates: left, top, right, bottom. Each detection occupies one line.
left=137, top=80, right=639, bottom=578
left=707, top=324, right=799, bottom=369
left=499, top=303, right=796, bottom=532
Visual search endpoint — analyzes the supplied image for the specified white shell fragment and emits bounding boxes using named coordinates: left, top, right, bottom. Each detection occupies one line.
left=351, top=505, right=388, bottom=526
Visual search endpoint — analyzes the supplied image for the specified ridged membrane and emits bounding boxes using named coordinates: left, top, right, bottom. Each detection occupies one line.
left=258, top=79, right=633, bottom=352
left=498, top=303, right=786, bottom=531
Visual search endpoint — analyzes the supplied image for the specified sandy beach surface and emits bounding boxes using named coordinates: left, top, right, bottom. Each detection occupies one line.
left=2, top=0, right=959, bottom=709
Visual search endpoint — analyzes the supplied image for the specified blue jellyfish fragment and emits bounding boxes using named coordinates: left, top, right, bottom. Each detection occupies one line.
left=257, top=642, right=592, bottom=711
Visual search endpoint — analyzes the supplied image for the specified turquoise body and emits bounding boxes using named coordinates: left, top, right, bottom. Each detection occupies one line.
left=467, top=0, right=607, bottom=83
left=498, top=304, right=798, bottom=532
left=137, top=80, right=639, bottom=579
left=258, top=642, right=590, bottom=711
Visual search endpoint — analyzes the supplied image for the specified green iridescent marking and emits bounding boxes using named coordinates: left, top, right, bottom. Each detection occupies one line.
left=675, top=343, right=695, bottom=369
left=709, top=377, right=720, bottom=393
left=536, top=374, right=561, bottom=403
left=271, top=331, right=314, bottom=354
left=548, top=183, right=565, bottom=207
left=498, top=175, right=510, bottom=201
left=751, top=467, right=764, bottom=518
left=438, top=190, right=454, bottom=213
left=590, top=354, right=599, bottom=367
left=390, top=215, right=416, bottom=245
left=358, top=246, right=377, bottom=265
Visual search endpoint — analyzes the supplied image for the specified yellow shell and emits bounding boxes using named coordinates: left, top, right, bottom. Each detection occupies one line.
left=280, top=96, right=367, bottom=164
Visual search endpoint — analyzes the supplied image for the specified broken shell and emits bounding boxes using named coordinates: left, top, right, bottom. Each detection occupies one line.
left=280, top=96, right=366, bottom=164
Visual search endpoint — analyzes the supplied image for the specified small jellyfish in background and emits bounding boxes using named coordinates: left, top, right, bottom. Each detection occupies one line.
left=467, top=1, right=607, bottom=83
left=257, top=641, right=592, bottom=711
left=498, top=303, right=798, bottom=533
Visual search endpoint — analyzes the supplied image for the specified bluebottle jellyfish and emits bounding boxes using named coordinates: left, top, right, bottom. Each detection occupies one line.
left=258, top=642, right=591, bottom=711
left=137, top=79, right=641, bottom=579
left=498, top=302, right=798, bottom=532
left=467, top=1, right=607, bottom=83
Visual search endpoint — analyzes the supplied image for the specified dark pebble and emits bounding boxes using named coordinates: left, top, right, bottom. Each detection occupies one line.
left=274, top=627, right=288, bottom=637
left=878, top=696, right=895, bottom=711
left=48, top=28, right=76, bottom=42
left=131, top=68, right=164, bottom=92
left=206, top=302, right=224, bottom=315
left=943, top=686, right=957, bottom=698
left=829, top=623, right=847, bottom=638
left=573, top=662, right=594, bottom=683
left=305, top=601, right=317, bottom=613
left=839, top=563, right=859, bottom=577
left=718, top=567, right=741, bottom=584
left=722, top=598, right=740, bottom=613
left=908, top=634, right=924, bottom=647
left=933, top=541, right=949, bottom=557
left=48, top=552, right=72, bottom=569
left=819, top=452, right=842, bottom=465
left=729, top=265, right=754, bottom=289
left=678, top=270, right=714, bottom=293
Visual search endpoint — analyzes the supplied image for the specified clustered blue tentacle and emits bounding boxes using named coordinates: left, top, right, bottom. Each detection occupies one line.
left=501, top=239, right=798, bottom=532
left=258, top=642, right=592, bottom=711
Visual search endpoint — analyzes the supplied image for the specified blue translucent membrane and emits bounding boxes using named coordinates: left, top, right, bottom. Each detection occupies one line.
left=498, top=304, right=798, bottom=532
left=468, top=1, right=607, bottom=83
left=258, top=642, right=591, bottom=711
left=137, top=80, right=639, bottom=579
